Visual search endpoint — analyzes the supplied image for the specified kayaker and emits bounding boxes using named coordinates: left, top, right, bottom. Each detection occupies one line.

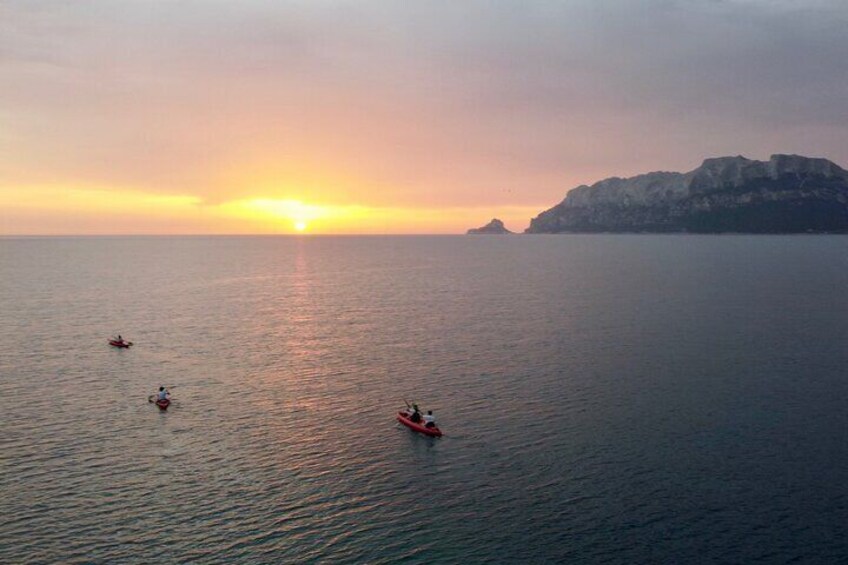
left=409, top=404, right=422, bottom=423
left=157, top=386, right=169, bottom=401
left=423, top=410, right=436, bottom=428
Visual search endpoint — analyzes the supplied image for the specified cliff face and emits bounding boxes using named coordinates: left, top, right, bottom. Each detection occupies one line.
left=468, top=218, right=513, bottom=234
left=527, top=154, right=848, bottom=233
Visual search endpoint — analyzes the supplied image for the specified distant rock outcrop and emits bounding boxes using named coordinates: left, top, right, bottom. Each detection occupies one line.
left=526, top=154, right=848, bottom=233
left=467, top=218, right=513, bottom=234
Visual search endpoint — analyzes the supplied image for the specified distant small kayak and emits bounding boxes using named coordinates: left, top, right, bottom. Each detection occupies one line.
left=397, top=411, right=442, bottom=437
left=156, top=398, right=171, bottom=410
left=109, top=339, right=132, bottom=348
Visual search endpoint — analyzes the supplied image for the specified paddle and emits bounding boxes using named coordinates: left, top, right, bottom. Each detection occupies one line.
left=403, top=398, right=421, bottom=424
left=404, top=399, right=420, bottom=415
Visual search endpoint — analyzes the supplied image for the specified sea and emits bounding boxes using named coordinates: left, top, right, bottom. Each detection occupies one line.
left=1, top=235, right=847, bottom=564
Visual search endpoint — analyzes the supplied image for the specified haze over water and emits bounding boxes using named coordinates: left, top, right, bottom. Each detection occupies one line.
left=2, top=235, right=847, bottom=563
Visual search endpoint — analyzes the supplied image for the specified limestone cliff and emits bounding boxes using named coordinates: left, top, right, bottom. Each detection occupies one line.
left=526, top=155, right=848, bottom=233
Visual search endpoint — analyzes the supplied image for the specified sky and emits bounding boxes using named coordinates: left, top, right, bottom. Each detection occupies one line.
left=2, top=0, right=847, bottom=234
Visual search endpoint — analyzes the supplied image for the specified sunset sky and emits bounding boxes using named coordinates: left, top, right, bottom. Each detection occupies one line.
left=2, top=1, right=847, bottom=234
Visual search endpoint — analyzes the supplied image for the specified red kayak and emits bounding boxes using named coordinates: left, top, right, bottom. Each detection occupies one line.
left=397, top=411, right=442, bottom=437
left=156, top=398, right=171, bottom=410
left=109, top=339, right=132, bottom=348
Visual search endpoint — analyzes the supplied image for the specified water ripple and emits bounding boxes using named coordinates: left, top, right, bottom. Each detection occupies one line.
left=2, top=236, right=848, bottom=562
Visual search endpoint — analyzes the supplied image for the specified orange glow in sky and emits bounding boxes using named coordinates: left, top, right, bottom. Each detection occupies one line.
left=0, top=185, right=539, bottom=234
left=3, top=2, right=845, bottom=235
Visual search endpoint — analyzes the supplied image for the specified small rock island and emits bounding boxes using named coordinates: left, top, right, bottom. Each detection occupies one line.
left=526, top=154, right=848, bottom=233
left=467, top=218, right=514, bottom=235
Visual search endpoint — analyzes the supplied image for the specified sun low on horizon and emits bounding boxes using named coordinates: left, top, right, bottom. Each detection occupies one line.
left=1, top=2, right=846, bottom=235
left=0, top=182, right=543, bottom=235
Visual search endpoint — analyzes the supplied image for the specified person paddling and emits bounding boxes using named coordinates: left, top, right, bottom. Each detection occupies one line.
left=423, top=410, right=437, bottom=428
left=157, top=386, right=169, bottom=401
left=408, top=403, right=422, bottom=423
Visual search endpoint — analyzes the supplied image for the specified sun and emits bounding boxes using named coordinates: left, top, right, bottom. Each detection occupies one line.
left=294, top=221, right=307, bottom=232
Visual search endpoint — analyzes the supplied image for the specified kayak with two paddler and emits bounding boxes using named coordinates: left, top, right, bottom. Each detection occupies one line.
left=397, top=410, right=442, bottom=437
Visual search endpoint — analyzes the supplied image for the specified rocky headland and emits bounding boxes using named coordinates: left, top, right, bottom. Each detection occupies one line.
left=467, top=218, right=513, bottom=234
left=526, top=154, right=848, bottom=233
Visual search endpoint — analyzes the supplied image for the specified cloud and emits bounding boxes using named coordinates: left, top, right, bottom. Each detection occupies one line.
left=2, top=0, right=847, bottom=226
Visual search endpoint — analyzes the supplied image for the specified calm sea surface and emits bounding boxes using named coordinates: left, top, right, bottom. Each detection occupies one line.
left=2, top=235, right=847, bottom=563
